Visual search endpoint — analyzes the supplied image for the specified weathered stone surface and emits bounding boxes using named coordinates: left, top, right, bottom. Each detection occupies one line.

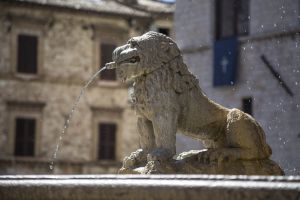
left=110, top=31, right=283, bottom=175
left=120, top=150, right=284, bottom=175
left=0, top=175, right=299, bottom=200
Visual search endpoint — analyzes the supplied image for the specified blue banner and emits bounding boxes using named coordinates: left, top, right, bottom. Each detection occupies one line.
left=213, top=37, right=238, bottom=86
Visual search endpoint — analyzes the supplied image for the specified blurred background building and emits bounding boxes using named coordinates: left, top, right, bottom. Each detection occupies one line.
left=175, top=0, right=300, bottom=175
left=0, top=0, right=173, bottom=174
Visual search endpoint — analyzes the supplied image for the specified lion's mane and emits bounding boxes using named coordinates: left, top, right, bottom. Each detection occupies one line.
left=131, top=54, right=199, bottom=110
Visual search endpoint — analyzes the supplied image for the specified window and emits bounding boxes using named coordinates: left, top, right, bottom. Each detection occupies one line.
left=7, top=101, right=44, bottom=157
left=236, top=0, right=250, bottom=36
left=215, top=0, right=249, bottom=40
left=98, top=123, right=117, bottom=160
left=17, top=34, right=38, bottom=74
left=158, top=27, right=170, bottom=36
left=242, top=97, right=253, bottom=115
left=100, top=43, right=117, bottom=81
left=14, top=117, right=36, bottom=156
left=91, top=107, right=122, bottom=161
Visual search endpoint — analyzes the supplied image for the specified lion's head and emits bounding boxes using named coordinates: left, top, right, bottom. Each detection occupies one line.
left=107, top=31, right=180, bottom=82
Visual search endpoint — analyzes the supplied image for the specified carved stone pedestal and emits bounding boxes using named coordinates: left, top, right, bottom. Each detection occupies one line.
left=119, top=150, right=284, bottom=175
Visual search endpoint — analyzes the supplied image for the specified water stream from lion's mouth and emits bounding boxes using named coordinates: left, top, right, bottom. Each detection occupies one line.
left=49, top=66, right=108, bottom=171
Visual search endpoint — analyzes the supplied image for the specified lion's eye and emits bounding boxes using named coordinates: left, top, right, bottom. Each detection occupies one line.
left=130, top=40, right=138, bottom=48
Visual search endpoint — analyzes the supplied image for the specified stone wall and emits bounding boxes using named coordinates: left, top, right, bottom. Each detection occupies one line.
left=174, top=0, right=300, bottom=175
left=250, top=0, right=299, bottom=35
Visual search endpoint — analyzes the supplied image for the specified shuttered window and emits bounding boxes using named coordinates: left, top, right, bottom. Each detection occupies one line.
left=100, top=43, right=116, bottom=81
left=14, top=117, right=36, bottom=156
left=216, top=0, right=236, bottom=40
left=242, top=97, right=253, bottom=115
left=215, top=0, right=249, bottom=40
left=236, top=0, right=250, bottom=36
left=17, top=34, right=38, bottom=74
left=98, top=123, right=116, bottom=160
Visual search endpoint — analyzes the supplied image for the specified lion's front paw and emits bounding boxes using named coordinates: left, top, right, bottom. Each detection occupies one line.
left=198, top=149, right=235, bottom=165
left=122, top=149, right=146, bottom=169
left=123, top=156, right=136, bottom=169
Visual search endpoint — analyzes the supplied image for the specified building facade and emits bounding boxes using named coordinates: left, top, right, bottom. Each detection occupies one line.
left=0, top=0, right=173, bottom=174
left=175, top=0, right=300, bottom=175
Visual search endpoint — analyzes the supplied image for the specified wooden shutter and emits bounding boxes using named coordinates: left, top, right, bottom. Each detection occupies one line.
left=17, top=34, right=38, bottom=74
left=216, top=0, right=236, bottom=40
left=14, top=117, right=36, bottom=156
left=98, top=123, right=117, bottom=160
left=100, top=43, right=116, bottom=81
left=215, top=0, right=249, bottom=40
left=237, top=0, right=250, bottom=36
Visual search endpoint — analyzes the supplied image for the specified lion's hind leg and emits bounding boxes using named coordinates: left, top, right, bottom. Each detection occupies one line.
left=198, top=109, right=271, bottom=165
left=226, top=109, right=272, bottom=160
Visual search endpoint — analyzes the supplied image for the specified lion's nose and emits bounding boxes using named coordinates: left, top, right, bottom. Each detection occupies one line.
left=112, top=44, right=130, bottom=61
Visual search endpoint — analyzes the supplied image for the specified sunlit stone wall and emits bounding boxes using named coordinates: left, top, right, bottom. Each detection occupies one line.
left=175, top=0, right=300, bottom=175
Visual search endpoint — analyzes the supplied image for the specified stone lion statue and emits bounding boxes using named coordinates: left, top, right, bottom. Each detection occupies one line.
left=106, top=31, right=283, bottom=175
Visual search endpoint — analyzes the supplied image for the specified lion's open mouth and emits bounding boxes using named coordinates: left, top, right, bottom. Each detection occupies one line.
left=119, top=56, right=140, bottom=64
left=128, top=56, right=140, bottom=63
left=106, top=55, right=140, bottom=70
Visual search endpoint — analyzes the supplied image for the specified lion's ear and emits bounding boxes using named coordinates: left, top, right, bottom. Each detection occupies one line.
left=169, top=42, right=180, bottom=57
left=160, top=42, right=180, bottom=56
left=160, top=41, right=169, bottom=51
left=161, top=42, right=180, bottom=57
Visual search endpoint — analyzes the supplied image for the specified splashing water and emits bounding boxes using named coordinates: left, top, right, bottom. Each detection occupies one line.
left=49, top=66, right=108, bottom=171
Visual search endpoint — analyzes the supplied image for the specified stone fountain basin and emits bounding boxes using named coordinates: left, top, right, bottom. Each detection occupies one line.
left=0, top=175, right=299, bottom=200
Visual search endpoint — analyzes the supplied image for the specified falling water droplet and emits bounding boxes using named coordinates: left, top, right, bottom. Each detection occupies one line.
left=49, top=161, right=54, bottom=170
left=49, top=66, right=108, bottom=170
